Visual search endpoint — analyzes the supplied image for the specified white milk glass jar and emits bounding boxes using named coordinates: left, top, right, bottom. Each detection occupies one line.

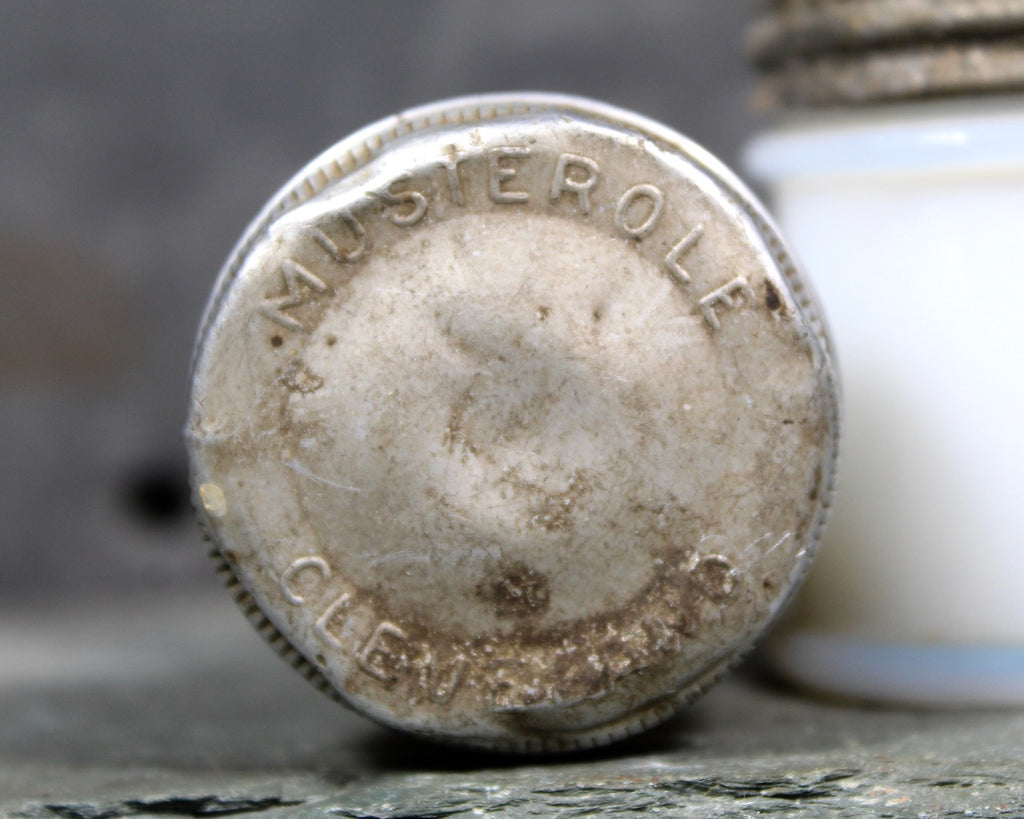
left=745, top=1, right=1024, bottom=705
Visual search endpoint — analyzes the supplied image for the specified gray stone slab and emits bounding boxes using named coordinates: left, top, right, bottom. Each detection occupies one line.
left=2, top=596, right=1021, bottom=817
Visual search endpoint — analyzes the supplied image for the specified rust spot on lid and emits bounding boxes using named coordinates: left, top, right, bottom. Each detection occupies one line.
left=482, top=562, right=551, bottom=619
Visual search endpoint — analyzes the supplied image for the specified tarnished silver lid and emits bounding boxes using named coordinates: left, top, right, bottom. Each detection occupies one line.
left=185, top=93, right=838, bottom=751
left=751, top=0, right=1024, bottom=107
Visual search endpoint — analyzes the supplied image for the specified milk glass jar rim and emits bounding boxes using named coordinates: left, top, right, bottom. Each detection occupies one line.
left=746, top=94, right=1024, bottom=181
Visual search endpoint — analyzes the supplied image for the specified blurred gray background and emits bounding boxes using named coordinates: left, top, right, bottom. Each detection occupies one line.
left=0, top=1, right=761, bottom=604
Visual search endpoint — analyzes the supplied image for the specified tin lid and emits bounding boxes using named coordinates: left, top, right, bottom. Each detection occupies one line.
left=750, top=0, right=1024, bottom=108
left=185, top=93, right=838, bottom=751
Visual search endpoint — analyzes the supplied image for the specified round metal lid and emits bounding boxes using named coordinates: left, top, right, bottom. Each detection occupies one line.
left=186, top=93, right=839, bottom=751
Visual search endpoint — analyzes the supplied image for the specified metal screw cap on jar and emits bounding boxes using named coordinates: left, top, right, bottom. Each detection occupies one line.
left=749, top=0, right=1024, bottom=107
left=185, top=93, right=839, bottom=752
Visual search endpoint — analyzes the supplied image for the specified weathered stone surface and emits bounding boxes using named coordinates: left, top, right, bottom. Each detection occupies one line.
left=2, top=596, right=1022, bottom=817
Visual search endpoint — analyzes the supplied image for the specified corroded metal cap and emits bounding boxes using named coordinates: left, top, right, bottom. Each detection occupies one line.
left=751, top=0, right=1024, bottom=107
left=185, top=93, right=839, bottom=751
